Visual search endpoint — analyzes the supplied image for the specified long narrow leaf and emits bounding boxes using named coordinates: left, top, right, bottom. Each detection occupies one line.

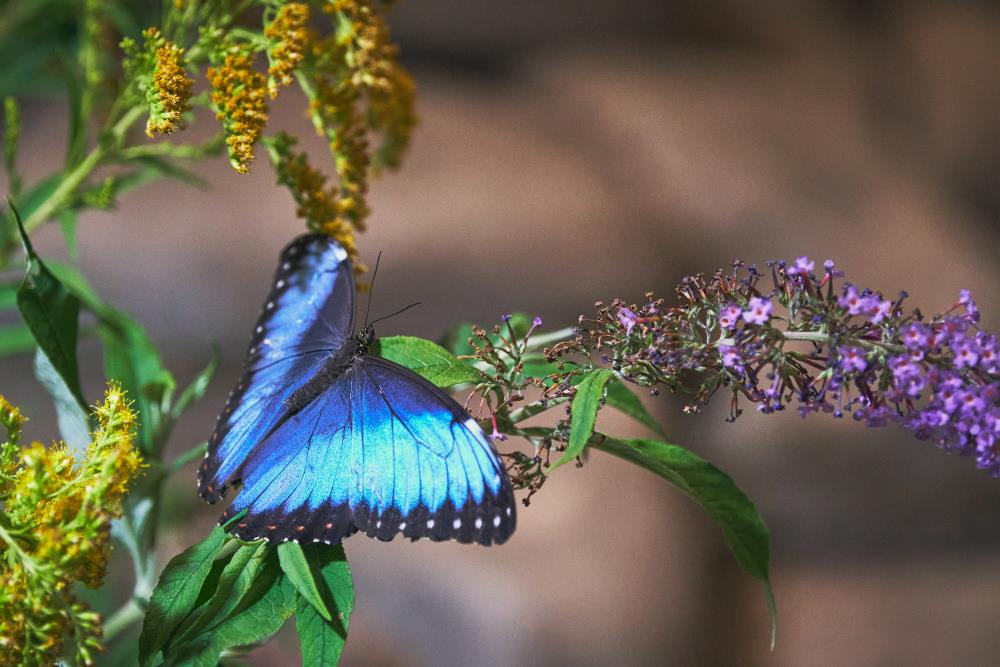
left=278, top=542, right=331, bottom=621
left=548, top=369, right=614, bottom=471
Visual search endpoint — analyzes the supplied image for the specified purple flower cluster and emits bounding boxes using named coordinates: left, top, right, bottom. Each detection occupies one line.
left=579, top=257, right=1000, bottom=476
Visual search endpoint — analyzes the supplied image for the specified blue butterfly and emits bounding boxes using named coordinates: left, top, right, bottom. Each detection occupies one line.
left=198, top=234, right=516, bottom=546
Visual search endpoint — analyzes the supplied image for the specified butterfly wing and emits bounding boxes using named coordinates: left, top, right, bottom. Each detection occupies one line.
left=198, top=234, right=355, bottom=502
left=221, top=356, right=516, bottom=546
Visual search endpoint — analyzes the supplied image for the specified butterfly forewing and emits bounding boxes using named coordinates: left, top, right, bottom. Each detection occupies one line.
left=198, top=234, right=355, bottom=501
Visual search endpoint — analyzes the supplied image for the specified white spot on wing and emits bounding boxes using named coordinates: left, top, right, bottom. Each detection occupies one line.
left=493, top=516, right=501, bottom=527
left=475, top=518, right=483, bottom=529
left=426, top=519, right=435, bottom=529
left=453, top=518, right=461, bottom=529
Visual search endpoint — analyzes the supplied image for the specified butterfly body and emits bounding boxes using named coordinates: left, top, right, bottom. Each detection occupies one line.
left=199, top=234, right=516, bottom=546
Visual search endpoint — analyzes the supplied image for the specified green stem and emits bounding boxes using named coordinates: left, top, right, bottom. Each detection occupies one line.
left=21, top=106, right=144, bottom=235
left=102, top=598, right=145, bottom=642
left=780, top=330, right=906, bottom=354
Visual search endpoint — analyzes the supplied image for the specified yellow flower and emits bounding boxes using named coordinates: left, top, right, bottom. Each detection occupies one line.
left=207, top=52, right=269, bottom=173
left=0, top=384, right=143, bottom=666
left=147, top=40, right=194, bottom=136
left=265, top=3, right=311, bottom=98
left=266, top=133, right=366, bottom=277
left=122, top=27, right=194, bottom=138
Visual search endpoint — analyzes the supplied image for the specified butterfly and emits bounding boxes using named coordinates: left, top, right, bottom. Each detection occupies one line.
left=197, top=234, right=516, bottom=546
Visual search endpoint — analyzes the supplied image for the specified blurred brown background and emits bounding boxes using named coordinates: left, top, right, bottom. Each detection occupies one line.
left=4, top=0, right=1000, bottom=665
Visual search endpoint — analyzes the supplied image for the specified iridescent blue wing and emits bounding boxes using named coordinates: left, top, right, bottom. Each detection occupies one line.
left=221, top=356, right=516, bottom=546
left=198, top=234, right=355, bottom=502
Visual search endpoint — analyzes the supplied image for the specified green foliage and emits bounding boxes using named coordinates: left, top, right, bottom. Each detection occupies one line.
left=278, top=542, right=333, bottom=621
left=140, top=532, right=354, bottom=667
left=549, top=368, right=615, bottom=471
left=296, top=544, right=354, bottom=665
left=378, top=335, right=483, bottom=387
left=138, top=527, right=229, bottom=666
left=605, top=378, right=664, bottom=436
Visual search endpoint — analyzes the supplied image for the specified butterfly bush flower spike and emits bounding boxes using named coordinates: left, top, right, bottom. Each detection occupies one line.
left=566, top=257, right=1000, bottom=476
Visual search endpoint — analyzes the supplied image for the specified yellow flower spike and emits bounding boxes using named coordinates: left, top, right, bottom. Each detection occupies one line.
left=208, top=52, right=270, bottom=173
left=147, top=41, right=194, bottom=137
left=265, top=3, right=311, bottom=98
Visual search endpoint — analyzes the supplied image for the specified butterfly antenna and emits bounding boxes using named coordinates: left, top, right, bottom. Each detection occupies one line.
left=364, top=251, right=382, bottom=328
left=368, top=301, right=422, bottom=328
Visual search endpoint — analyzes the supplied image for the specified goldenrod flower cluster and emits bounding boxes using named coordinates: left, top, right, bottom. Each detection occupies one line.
left=308, top=76, right=371, bottom=232
left=208, top=51, right=270, bottom=174
left=267, top=132, right=365, bottom=275
left=122, top=28, right=194, bottom=138
left=326, top=0, right=416, bottom=170
left=0, top=385, right=143, bottom=666
left=265, top=2, right=311, bottom=98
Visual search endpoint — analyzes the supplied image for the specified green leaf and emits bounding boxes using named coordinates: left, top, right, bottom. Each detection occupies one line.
left=0, top=324, right=34, bottom=354
left=0, top=282, right=17, bottom=310
left=548, top=368, right=615, bottom=471
left=138, top=527, right=228, bottom=667
left=12, top=206, right=87, bottom=414
left=172, top=542, right=271, bottom=647
left=595, top=436, right=776, bottom=646
left=378, top=335, right=482, bottom=388
left=278, top=542, right=331, bottom=621
left=174, top=559, right=299, bottom=667
left=56, top=208, right=77, bottom=261
left=34, top=347, right=90, bottom=450
left=296, top=544, right=354, bottom=666
left=441, top=321, right=475, bottom=357
left=605, top=379, right=664, bottom=436
left=171, top=346, right=219, bottom=421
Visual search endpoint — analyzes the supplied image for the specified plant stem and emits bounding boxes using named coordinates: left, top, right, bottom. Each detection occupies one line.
left=102, top=598, right=145, bottom=642
left=21, top=106, right=144, bottom=235
left=781, top=329, right=906, bottom=354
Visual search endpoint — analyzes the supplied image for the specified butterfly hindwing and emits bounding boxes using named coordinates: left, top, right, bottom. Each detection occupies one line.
left=198, top=234, right=355, bottom=502
left=222, top=356, right=516, bottom=546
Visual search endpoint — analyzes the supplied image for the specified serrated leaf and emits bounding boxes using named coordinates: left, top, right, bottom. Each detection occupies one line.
left=548, top=368, right=615, bottom=471
left=278, top=542, right=331, bottom=621
left=34, top=347, right=90, bottom=450
left=378, top=335, right=482, bottom=388
left=138, top=527, right=228, bottom=667
left=605, top=379, right=664, bottom=436
left=296, top=544, right=354, bottom=666
left=595, top=436, right=776, bottom=646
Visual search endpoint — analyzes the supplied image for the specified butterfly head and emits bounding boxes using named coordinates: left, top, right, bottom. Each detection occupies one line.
left=356, top=324, right=376, bottom=354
